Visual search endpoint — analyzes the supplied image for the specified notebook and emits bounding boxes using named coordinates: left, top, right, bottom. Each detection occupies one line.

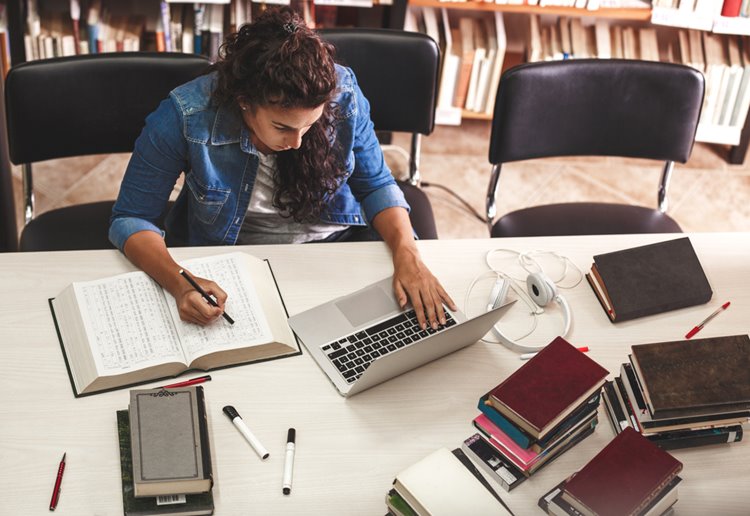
left=287, top=277, right=514, bottom=397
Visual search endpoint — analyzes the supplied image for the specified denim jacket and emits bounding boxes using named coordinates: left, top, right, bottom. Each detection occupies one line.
left=109, top=65, right=408, bottom=250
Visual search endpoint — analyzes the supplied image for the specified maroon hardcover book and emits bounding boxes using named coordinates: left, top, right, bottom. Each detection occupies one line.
left=488, top=337, right=608, bottom=438
left=561, top=427, right=682, bottom=516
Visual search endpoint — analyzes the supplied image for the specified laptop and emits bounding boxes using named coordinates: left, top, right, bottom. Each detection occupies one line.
left=288, top=277, right=515, bottom=397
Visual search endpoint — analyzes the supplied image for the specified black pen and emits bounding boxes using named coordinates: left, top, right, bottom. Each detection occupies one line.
left=179, top=269, right=235, bottom=324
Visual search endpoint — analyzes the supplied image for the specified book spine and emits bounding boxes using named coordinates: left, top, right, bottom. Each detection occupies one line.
left=196, top=386, right=213, bottom=489
left=477, top=397, right=533, bottom=449
left=649, top=425, right=743, bottom=451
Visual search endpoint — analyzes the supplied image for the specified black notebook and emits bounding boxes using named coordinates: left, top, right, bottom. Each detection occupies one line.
left=586, top=237, right=712, bottom=322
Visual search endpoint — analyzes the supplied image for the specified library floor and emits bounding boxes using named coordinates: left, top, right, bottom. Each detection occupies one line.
left=9, top=119, right=750, bottom=240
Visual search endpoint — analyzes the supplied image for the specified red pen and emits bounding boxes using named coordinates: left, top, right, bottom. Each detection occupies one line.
left=160, top=374, right=212, bottom=389
left=685, top=302, right=731, bottom=339
left=49, top=452, right=66, bottom=511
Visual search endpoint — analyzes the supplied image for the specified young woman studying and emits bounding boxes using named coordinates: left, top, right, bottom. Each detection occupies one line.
left=109, top=7, right=455, bottom=329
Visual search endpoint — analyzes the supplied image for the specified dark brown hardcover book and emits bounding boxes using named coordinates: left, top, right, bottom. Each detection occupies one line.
left=588, top=237, right=712, bottom=322
left=630, top=334, right=750, bottom=420
left=488, top=337, right=608, bottom=438
left=561, top=427, right=682, bottom=516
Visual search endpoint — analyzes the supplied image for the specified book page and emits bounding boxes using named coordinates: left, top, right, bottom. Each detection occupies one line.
left=75, top=272, right=185, bottom=376
left=170, top=253, right=274, bottom=361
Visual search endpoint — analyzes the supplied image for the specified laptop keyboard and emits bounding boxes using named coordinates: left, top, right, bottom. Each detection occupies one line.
left=321, top=309, right=457, bottom=384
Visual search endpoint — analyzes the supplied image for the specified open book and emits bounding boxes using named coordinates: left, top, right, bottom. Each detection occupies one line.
left=50, top=252, right=300, bottom=396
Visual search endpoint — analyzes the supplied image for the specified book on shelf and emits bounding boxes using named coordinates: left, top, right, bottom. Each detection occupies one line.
left=486, top=336, right=608, bottom=439
left=117, top=410, right=214, bottom=516
left=129, top=386, right=213, bottom=498
left=49, top=252, right=300, bottom=396
left=560, top=428, right=683, bottom=516
left=586, top=237, right=713, bottom=323
left=461, top=433, right=526, bottom=492
left=391, top=447, right=512, bottom=516
left=629, top=334, right=750, bottom=419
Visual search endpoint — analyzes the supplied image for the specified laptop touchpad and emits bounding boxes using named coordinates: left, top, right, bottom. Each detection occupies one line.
left=335, top=284, right=399, bottom=327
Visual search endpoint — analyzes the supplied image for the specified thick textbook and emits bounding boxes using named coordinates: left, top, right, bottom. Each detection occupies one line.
left=561, top=428, right=682, bottom=516
left=392, top=447, right=512, bottom=516
left=630, top=334, right=750, bottom=419
left=50, top=252, right=300, bottom=396
left=488, top=337, right=608, bottom=439
left=130, top=386, right=212, bottom=497
left=117, top=410, right=214, bottom=516
left=586, top=237, right=712, bottom=322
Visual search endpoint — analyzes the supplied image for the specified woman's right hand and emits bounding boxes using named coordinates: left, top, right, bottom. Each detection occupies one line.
left=175, top=274, right=229, bottom=326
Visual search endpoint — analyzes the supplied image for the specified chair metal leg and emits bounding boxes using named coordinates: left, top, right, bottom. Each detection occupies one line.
left=22, top=163, right=34, bottom=224
left=408, top=133, right=422, bottom=186
left=657, top=160, right=674, bottom=213
left=486, top=163, right=503, bottom=232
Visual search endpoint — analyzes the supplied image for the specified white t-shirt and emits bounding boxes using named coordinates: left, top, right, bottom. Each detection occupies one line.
left=236, top=152, right=345, bottom=245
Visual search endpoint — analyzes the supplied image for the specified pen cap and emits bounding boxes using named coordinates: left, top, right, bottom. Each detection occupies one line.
left=287, top=428, right=296, bottom=443
left=223, top=405, right=240, bottom=420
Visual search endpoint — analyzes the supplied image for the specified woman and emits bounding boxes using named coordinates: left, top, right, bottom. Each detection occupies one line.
left=110, top=6, right=455, bottom=329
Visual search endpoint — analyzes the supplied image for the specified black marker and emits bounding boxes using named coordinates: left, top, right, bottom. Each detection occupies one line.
left=282, top=428, right=296, bottom=495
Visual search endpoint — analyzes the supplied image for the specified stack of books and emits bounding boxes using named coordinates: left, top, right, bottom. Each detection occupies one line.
left=463, top=337, right=608, bottom=492
left=602, top=334, right=750, bottom=450
left=118, top=386, right=214, bottom=516
left=539, top=427, right=684, bottom=516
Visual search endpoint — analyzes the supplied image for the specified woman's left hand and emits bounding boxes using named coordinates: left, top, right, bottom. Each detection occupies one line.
left=392, top=245, right=457, bottom=331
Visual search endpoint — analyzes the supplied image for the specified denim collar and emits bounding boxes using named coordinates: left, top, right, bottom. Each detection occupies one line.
left=210, top=101, right=257, bottom=155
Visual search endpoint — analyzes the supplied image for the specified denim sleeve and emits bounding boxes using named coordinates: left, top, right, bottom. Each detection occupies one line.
left=109, top=97, right=188, bottom=251
left=344, top=70, right=409, bottom=224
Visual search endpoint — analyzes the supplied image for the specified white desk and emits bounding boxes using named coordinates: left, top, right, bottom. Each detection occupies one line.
left=0, top=234, right=748, bottom=515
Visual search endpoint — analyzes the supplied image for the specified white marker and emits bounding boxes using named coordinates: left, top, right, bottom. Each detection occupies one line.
left=282, top=428, right=296, bottom=495
left=222, top=405, right=269, bottom=460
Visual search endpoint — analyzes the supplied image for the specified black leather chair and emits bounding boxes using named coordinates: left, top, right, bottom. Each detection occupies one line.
left=486, top=59, right=705, bottom=238
left=320, top=28, right=440, bottom=239
left=4, top=52, right=210, bottom=251
left=0, top=76, right=17, bottom=252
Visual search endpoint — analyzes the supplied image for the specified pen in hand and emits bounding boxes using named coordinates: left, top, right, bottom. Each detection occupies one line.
left=179, top=269, right=234, bottom=325
left=49, top=452, right=66, bottom=511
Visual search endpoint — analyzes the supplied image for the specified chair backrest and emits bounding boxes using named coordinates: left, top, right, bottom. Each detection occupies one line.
left=5, top=52, right=211, bottom=165
left=489, top=59, right=705, bottom=165
left=318, top=28, right=439, bottom=136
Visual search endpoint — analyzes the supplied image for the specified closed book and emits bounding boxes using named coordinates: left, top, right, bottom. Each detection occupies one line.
left=618, top=365, right=750, bottom=434
left=561, top=428, right=682, bottom=516
left=488, top=337, right=608, bottom=438
left=630, top=334, right=750, bottom=420
left=647, top=424, right=743, bottom=451
left=130, top=386, right=213, bottom=497
left=117, top=410, right=214, bottom=516
left=586, top=237, right=712, bottom=322
left=474, top=412, right=598, bottom=474
left=461, top=433, right=526, bottom=492
left=392, top=447, right=512, bottom=516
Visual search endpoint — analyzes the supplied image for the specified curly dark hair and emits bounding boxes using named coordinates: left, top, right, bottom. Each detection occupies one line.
left=210, top=6, right=344, bottom=222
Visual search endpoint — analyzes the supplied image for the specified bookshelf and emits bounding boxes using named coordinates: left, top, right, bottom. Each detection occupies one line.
left=2, top=0, right=402, bottom=66
left=403, top=0, right=750, bottom=163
